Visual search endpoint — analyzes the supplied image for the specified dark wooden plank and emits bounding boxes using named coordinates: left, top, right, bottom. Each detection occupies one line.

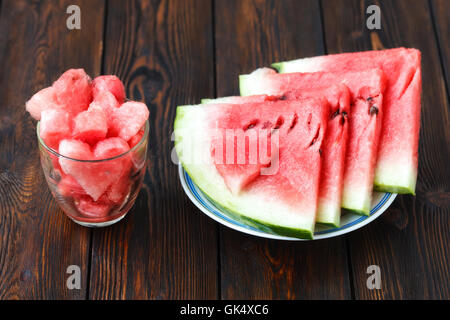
left=220, top=231, right=352, bottom=299
left=88, top=0, right=218, bottom=299
left=430, top=0, right=450, bottom=99
left=321, top=0, right=450, bottom=299
left=0, top=0, right=104, bottom=299
left=215, top=0, right=352, bottom=299
left=214, top=0, right=325, bottom=97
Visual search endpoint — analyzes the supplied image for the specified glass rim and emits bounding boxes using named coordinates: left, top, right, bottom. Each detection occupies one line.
left=37, top=119, right=149, bottom=163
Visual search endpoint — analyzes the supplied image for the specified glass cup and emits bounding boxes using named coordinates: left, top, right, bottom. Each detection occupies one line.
left=37, top=121, right=149, bottom=227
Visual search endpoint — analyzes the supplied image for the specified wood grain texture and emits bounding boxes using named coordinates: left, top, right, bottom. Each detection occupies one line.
left=321, top=0, right=450, bottom=299
left=0, top=0, right=104, bottom=299
left=430, top=0, right=450, bottom=155
left=214, top=0, right=352, bottom=300
left=0, top=0, right=448, bottom=301
left=214, top=0, right=325, bottom=97
left=430, top=0, right=450, bottom=99
left=88, top=0, right=218, bottom=299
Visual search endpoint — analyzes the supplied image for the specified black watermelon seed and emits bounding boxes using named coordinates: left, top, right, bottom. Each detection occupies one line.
left=289, top=113, right=298, bottom=131
left=369, top=105, right=379, bottom=115
left=331, top=109, right=340, bottom=119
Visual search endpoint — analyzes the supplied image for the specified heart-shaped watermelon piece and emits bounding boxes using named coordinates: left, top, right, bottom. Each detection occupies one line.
left=58, top=139, right=125, bottom=201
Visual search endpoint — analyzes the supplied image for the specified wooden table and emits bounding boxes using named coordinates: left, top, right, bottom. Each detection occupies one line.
left=0, top=0, right=448, bottom=300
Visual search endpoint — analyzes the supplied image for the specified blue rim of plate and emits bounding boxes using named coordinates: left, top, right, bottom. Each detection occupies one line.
left=178, top=164, right=397, bottom=240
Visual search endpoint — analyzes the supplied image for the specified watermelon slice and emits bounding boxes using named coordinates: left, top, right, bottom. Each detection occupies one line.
left=240, top=68, right=386, bottom=215
left=175, top=98, right=329, bottom=239
left=287, top=85, right=350, bottom=226
left=202, top=88, right=349, bottom=226
left=271, top=48, right=422, bottom=194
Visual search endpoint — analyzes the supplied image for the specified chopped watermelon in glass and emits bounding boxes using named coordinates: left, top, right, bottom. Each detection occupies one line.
left=27, top=69, right=149, bottom=227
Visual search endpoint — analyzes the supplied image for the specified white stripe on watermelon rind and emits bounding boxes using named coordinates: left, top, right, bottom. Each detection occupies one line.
left=374, top=160, right=417, bottom=195
left=316, top=201, right=341, bottom=228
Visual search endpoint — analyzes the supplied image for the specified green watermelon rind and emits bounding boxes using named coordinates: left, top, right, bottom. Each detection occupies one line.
left=271, top=62, right=285, bottom=73
left=174, top=106, right=315, bottom=240
left=341, top=206, right=370, bottom=217
left=373, top=183, right=415, bottom=195
left=193, top=182, right=314, bottom=240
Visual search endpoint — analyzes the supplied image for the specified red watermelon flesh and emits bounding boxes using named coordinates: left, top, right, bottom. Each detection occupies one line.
left=58, top=139, right=94, bottom=161
left=89, top=91, right=120, bottom=128
left=92, top=75, right=126, bottom=103
left=106, top=167, right=132, bottom=204
left=52, top=69, right=92, bottom=116
left=39, top=109, right=72, bottom=150
left=93, top=138, right=132, bottom=204
left=211, top=126, right=276, bottom=195
left=273, top=48, right=421, bottom=194
left=204, top=88, right=350, bottom=225
left=58, top=174, right=87, bottom=197
left=58, top=139, right=124, bottom=201
left=26, top=86, right=60, bottom=120
left=75, top=195, right=112, bottom=219
left=110, top=101, right=149, bottom=141
left=94, top=137, right=132, bottom=202
left=93, top=137, right=130, bottom=159
left=284, top=84, right=350, bottom=225
left=209, top=98, right=329, bottom=214
left=241, top=68, right=386, bottom=215
left=128, top=129, right=145, bottom=149
left=72, top=107, right=108, bottom=145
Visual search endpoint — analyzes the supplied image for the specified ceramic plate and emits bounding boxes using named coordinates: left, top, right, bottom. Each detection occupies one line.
left=179, top=164, right=397, bottom=240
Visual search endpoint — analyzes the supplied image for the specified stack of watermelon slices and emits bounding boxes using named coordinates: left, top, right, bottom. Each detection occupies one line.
left=176, top=47, right=421, bottom=239
left=26, top=69, right=149, bottom=220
